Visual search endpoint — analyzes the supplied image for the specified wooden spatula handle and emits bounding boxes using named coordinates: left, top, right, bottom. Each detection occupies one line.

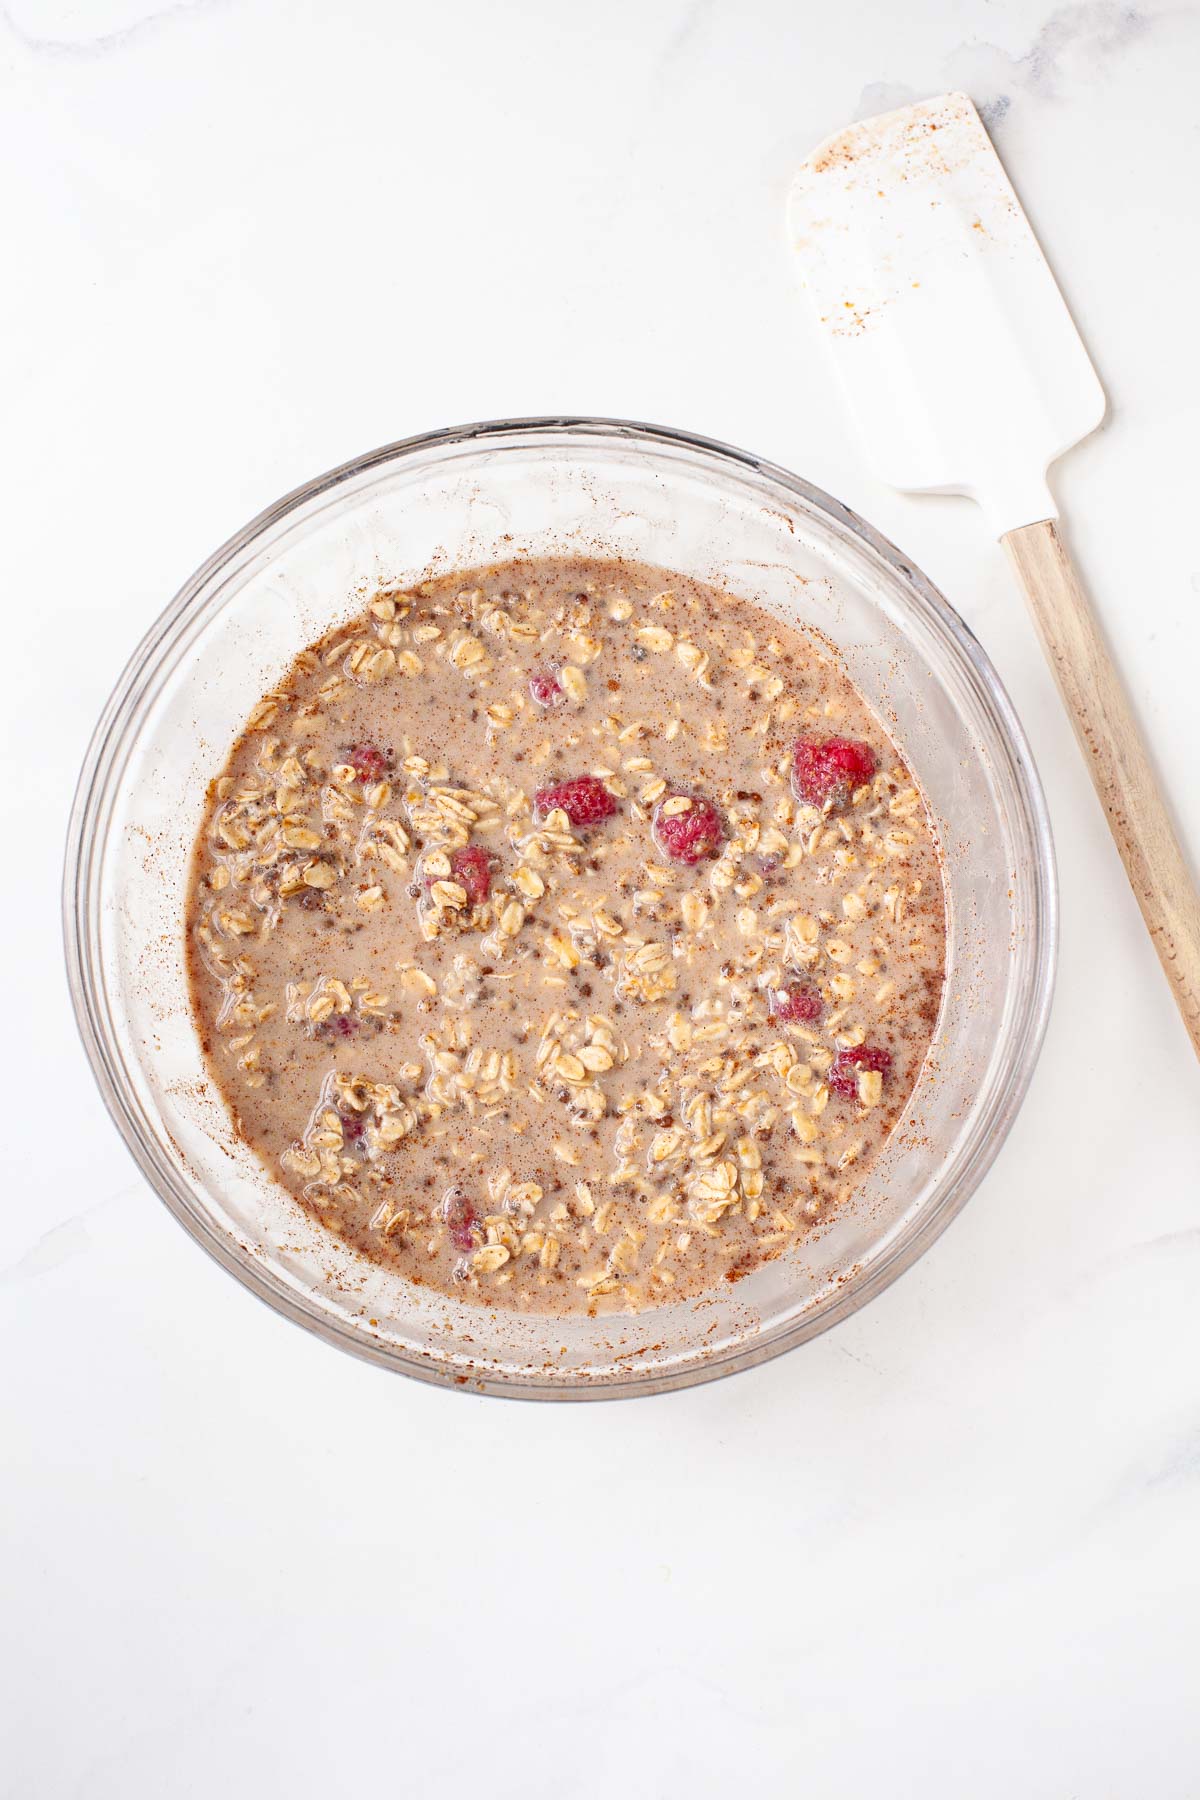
left=1003, top=518, right=1200, bottom=1058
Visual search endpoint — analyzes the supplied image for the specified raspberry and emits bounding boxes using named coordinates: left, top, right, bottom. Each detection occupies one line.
left=828, top=1045, right=892, bottom=1098
left=529, top=666, right=565, bottom=708
left=769, top=979, right=824, bottom=1025
left=533, top=776, right=618, bottom=829
left=339, top=1109, right=366, bottom=1145
left=441, top=1188, right=479, bottom=1252
left=447, top=846, right=493, bottom=905
left=652, top=794, right=724, bottom=865
left=345, top=743, right=390, bottom=782
left=316, top=1013, right=359, bottom=1040
left=791, top=735, right=877, bottom=810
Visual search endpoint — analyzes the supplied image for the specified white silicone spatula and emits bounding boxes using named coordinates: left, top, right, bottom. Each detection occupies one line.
left=789, top=91, right=1200, bottom=1058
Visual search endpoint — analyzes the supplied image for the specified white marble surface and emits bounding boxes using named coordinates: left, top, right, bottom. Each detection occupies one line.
left=4, top=1, right=1199, bottom=1793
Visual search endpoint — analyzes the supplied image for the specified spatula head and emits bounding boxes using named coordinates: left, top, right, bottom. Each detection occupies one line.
left=789, top=92, right=1105, bottom=537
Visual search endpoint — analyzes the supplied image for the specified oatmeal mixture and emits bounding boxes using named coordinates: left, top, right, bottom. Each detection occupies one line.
left=186, top=557, right=946, bottom=1314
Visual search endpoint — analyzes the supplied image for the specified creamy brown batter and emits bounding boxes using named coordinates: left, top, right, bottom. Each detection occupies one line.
left=186, top=558, right=946, bottom=1314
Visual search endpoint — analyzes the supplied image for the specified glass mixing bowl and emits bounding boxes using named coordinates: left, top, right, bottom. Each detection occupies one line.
left=64, top=418, right=1055, bottom=1398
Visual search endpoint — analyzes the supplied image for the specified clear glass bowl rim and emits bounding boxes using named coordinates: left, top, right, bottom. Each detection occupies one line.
left=63, top=415, right=1057, bottom=1400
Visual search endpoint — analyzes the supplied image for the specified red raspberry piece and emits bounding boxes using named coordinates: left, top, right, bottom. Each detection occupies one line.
left=316, top=1013, right=359, bottom=1040
left=534, top=776, right=618, bottom=829
left=769, top=979, right=824, bottom=1025
left=448, top=846, right=493, bottom=905
left=346, top=743, right=390, bottom=782
left=791, top=735, right=878, bottom=810
left=441, top=1189, right=479, bottom=1252
left=528, top=666, right=565, bottom=708
left=339, top=1108, right=366, bottom=1145
left=423, top=847, right=494, bottom=905
left=828, top=1045, right=893, bottom=1098
left=653, top=794, right=724, bottom=865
